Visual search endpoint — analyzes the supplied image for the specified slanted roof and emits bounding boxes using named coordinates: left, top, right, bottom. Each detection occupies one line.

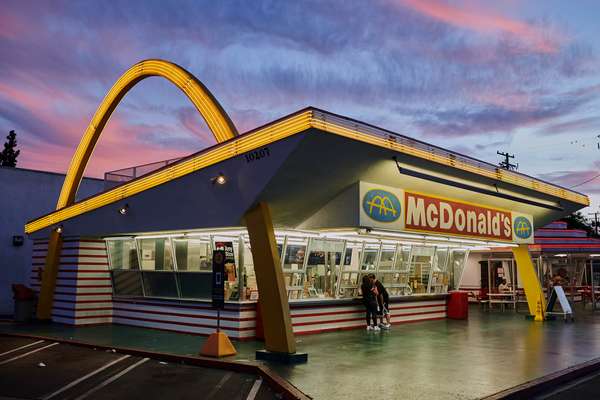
left=25, top=107, right=590, bottom=235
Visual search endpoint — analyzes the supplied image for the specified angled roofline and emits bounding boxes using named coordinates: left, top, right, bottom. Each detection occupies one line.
left=25, top=107, right=590, bottom=234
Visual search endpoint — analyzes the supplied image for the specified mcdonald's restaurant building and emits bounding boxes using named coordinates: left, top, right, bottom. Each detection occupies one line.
left=26, top=61, right=590, bottom=345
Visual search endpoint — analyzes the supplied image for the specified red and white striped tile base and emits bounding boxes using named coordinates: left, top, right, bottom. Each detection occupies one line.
left=112, top=298, right=257, bottom=340
left=29, top=237, right=448, bottom=338
left=30, top=237, right=113, bottom=325
left=290, top=299, right=447, bottom=335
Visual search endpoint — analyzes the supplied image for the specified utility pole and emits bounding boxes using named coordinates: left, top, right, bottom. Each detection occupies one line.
left=497, top=151, right=518, bottom=171
left=589, top=212, right=600, bottom=236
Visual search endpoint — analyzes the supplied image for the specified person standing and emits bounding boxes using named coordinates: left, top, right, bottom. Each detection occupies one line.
left=369, top=274, right=391, bottom=329
left=361, top=275, right=380, bottom=331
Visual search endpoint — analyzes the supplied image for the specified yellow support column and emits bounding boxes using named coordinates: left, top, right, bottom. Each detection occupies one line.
left=244, top=202, right=307, bottom=363
left=512, top=244, right=546, bottom=321
left=36, top=230, right=63, bottom=320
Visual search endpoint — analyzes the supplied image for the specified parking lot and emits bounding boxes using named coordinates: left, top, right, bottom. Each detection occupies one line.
left=0, top=335, right=286, bottom=400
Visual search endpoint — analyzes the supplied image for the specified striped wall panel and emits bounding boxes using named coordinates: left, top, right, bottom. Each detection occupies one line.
left=112, top=298, right=257, bottom=340
left=30, top=237, right=113, bottom=325
left=290, top=299, right=447, bottom=335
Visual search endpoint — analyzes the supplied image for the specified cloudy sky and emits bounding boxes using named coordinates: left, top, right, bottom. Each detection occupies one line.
left=1, top=0, right=599, bottom=215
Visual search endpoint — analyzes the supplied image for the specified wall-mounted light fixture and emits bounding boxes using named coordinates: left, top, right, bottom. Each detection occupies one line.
left=55, top=225, right=63, bottom=234
left=12, top=235, right=24, bottom=247
left=212, top=172, right=227, bottom=185
left=118, top=203, right=129, bottom=215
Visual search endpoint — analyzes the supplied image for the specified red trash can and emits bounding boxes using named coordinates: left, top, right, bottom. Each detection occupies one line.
left=447, top=291, right=469, bottom=320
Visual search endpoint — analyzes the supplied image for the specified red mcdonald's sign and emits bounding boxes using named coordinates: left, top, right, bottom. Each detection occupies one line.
left=405, top=192, right=512, bottom=241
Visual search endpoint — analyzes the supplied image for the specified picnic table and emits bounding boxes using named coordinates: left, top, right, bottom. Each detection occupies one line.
left=487, top=292, right=516, bottom=312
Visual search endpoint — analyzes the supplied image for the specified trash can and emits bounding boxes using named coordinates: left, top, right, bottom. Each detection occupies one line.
left=12, top=284, right=36, bottom=322
left=447, top=291, right=469, bottom=320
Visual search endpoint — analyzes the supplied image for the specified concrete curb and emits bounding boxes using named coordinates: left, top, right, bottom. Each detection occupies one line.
left=1, top=332, right=311, bottom=400
left=481, top=356, right=600, bottom=399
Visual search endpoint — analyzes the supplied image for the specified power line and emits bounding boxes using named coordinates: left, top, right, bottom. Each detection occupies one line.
left=571, top=172, right=600, bottom=188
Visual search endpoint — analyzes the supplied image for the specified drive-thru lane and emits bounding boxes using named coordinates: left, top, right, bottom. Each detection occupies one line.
left=0, top=335, right=288, bottom=400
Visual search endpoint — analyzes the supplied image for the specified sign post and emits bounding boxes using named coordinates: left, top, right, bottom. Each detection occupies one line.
left=199, top=249, right=237, bottom=357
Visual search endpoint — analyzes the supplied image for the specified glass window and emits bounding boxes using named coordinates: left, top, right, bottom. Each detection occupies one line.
left=408, top=246, right=435, bottom=294
left=106, top=239, right=143, bottom=296
left=173, top=238, right=212, bottom=271
left=137, top=238, right=178, bottom=298
left=282, top=238, right=308, bottom=300
left=107, top=240, right=139, bottom=270
left=242, top=241, right=257, bottom=300
left=448, top=250, right=468, bottom=290
left=177, top=273, right=212, bottom=299
left=283, top=243, right=307, bottom=270
left=304, top=239, right=344, bottom=298
left=361, top=244, right=380, bottom=271
left=138, top=238, right=174, bottom=271
left=430, top=248, right=450, bottom=294
left=379, top=245, right=396, bottom=271
left=338, top=243, right=362, bottom=298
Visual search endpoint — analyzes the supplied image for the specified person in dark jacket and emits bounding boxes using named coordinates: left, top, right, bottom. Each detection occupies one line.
left=369, top=273, right=391, bottom=329
left=361, top=275, right=380, bottom=331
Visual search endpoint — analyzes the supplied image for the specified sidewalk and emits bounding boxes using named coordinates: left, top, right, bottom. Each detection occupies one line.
left=3, top=305, right=600, bottom=399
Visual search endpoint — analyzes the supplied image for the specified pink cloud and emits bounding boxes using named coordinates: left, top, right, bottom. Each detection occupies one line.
left=396, top=0, right=562, bottom=53
left=0, top=80, right=195, bottom=179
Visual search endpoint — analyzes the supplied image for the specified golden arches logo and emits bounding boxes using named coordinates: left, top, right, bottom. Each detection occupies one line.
left=367, top=195, right=397, bottom=217
left=362, top=189, right=401, bottom=222
left=514, top=216, right=532, bottom=239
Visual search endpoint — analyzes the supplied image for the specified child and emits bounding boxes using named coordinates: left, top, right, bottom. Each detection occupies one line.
left=361, top=275, right=380, bottom=331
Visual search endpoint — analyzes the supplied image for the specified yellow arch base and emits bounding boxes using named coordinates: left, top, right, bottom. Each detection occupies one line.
left=513, top=244, right=546, bottom=321
left=37, top=59, right=238, bottom=320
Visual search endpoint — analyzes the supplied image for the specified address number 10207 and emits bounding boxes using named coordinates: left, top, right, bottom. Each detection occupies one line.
left=244, top=147, right=270, bottom=163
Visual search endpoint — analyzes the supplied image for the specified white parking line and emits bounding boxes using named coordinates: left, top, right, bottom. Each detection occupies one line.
left=246, top=378, right=263, bottom=400
left=0, top=340, right=45, bottom=357
left=0, top=342, right=59, bottom=366
left=41, top=354, right=131, bottom=400
left=73, top=357, right=149, bottom=400
left=205, top=372, right=233, bottom=399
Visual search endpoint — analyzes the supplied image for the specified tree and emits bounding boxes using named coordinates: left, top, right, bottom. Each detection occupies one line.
left=560, top=211, right=598, bottom=237
left=0, top=130, right=20, bottom=167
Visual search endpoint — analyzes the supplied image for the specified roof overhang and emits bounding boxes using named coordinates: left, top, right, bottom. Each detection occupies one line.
left=25, top=108, right=589, bottom=235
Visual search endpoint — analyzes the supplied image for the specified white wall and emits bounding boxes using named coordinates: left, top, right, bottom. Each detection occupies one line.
left=0, top=167, right=104, bottom=315
left=461, top=252, right=484, bottom=289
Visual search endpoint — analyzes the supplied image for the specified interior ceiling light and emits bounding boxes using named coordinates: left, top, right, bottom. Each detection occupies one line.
left=554, top=253, right=568, bottom=257
left=368, top=230, right=425, bottom=240
left=425, top=235, right=449, bottom=241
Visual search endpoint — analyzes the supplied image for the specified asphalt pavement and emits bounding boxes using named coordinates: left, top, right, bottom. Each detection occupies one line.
left=0, top=335, right=282, bottom=400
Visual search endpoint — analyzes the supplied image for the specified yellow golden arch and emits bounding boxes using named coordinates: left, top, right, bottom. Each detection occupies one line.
left=57, top=59, right=238, bottom=208
left=38, top=59, right=239, bottom=319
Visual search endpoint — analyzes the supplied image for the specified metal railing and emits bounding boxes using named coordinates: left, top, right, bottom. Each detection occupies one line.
left=104, top=157, right=183, bottom=187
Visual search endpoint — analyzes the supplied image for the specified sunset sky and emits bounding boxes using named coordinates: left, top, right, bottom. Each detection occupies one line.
left=1, top=0, right=599, bottom=215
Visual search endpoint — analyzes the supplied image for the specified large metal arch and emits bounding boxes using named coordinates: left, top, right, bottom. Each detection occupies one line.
left=56, top=58, right=238, bottom=209
left=38, top=59, right=239, bottom=320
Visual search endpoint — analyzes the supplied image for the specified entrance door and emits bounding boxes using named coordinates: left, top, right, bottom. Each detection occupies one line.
left=479, top=261, right=489, bottom=290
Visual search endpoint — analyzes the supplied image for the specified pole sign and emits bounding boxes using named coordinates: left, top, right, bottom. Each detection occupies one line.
left=212, top=249, right=225, bottom=309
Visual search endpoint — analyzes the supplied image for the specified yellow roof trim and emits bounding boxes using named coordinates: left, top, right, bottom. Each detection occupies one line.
left=25, top=109, right=589, bottom=234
